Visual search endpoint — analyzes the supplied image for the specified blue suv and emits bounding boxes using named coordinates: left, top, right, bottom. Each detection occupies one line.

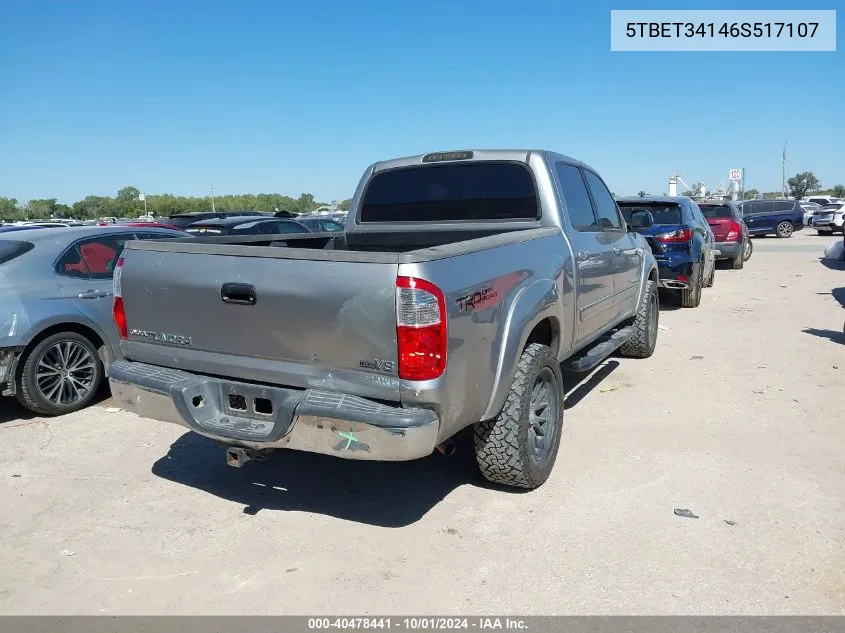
left=617, top=196, right=716, bottom=309
left=736, top=199, right=804, bottom=238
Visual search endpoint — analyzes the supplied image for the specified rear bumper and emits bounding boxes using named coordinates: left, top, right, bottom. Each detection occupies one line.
left=108, top=359, right=440, bottom=461
left=656, top=261, right=694, bottom=290
left=812, top=220, right=844, bottom=231
left=715, top=241, right=742, bottom=258
left=0, top=347, right=22, bottom=396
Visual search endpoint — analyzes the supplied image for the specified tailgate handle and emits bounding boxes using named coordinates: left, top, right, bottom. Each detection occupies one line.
left=221, top=283, right=257, bottom=306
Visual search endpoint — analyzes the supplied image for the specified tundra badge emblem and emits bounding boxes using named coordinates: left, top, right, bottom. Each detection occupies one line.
left=129, top=329, right=193, bottom=346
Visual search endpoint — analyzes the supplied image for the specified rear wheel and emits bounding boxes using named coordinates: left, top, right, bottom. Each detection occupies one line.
left=679, top=265, right=703, bottom=308
left=16, top=332, right=104, bottom=416
left=474, top=343, right=564, bottom=490
left=704, top=260, right=715, bottom=287
left=742, top=239, right=753, bottom=262
left=776, top=221, right=794, bottom=238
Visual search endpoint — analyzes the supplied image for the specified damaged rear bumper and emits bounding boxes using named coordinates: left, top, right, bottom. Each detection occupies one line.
left=0, top=347, right=22, bottom=396
left=107, top=359, right=439, bottom=461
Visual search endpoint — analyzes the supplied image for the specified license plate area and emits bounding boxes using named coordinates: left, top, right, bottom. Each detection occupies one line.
left=171, top=377, right=303, bottom=442
left=221, top=381, right=277, bottom=420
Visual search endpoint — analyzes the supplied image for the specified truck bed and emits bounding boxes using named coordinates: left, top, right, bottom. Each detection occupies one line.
left=118, top=227, right=558, bottom=403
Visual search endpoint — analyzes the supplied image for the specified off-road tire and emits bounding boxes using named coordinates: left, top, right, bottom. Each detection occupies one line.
left=16, top=332, right=104, bottom=416
left=619, top=279, right=659, bottom=359
left=679, top=265, right=703, bottom=308
left=776, top=221, right=794, bottom=238
left=474, top=343, right=563, bottom=490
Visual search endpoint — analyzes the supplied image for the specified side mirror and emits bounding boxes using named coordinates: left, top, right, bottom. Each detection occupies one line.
left=628, top=210, right=654, bottom=231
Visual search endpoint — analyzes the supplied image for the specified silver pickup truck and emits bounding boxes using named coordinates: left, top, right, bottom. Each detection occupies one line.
left=109, top=149, right=660, bottom=489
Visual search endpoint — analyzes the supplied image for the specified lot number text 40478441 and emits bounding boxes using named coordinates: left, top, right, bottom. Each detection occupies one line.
left=307, top=618, right=529, bottom=630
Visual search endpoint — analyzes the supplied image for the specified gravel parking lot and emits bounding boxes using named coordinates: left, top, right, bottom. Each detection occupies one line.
left=1, top=232, right=843, bottom=615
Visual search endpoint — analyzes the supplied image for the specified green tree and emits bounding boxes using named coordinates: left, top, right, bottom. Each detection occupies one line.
left=742, top=189, right=759, bottom=200
left=831, top=184, right=845, bottom=198
left=787, top=171, right=821, bottom=200
left=72, top=196, right=115, bottom=220
left=637, top=191, right=647, bottom=198
left=116, top=186, right=141, bottom=202
left=0, top=197, right=20, bottom=220
left=25, top=198, right=59, bottom=219
left=338, top=198, right=353, bottom=211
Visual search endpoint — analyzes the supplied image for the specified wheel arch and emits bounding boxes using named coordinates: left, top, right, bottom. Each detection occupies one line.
left=481, top=279, right=561, bottom=421
left=11, top=321, right=110, bottom=395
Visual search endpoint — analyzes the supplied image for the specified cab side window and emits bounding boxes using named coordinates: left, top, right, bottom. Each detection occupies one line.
left=583, top=170, right=623, bottom=230
left=555, top=163, right=600, bottom=231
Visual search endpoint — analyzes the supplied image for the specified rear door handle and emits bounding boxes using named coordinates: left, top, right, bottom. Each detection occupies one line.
left=221, top=282, right=257, bottom=306
left=77, top=290, right=111, bottom=299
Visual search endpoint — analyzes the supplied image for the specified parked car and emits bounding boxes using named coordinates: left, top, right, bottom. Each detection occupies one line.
left=295, top=216, right=344, bottom=232
left=800, top=202, right=823, bottom=226
left=184, top=216, right=311, bottom=236
left=811, top=203, right=845, bottom=236
left=117, top=221, right=185, bottom=231
left=19, top=221, right=74, bottom=228
left=164, top=211, right=271, bottom=229
left=0, top=225, right=187, bottom=415
left=696, top=199, right=751, bottom=269
left=804, top=196, right=842, bottom=207
left=738, top=199, right=804, bottom=238
left=108, top=148, right=660, bottom=491
left=0, top=225, right=54, bottom=234
left=616, top=196, right=716, bottom=307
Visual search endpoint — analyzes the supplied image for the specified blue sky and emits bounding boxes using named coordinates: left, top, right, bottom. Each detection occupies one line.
left=1, top=0, right=842, bottom=204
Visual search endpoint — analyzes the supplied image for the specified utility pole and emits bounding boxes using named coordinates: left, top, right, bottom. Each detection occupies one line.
left=210, top=183, right=216, bottom=213
left=782, top=141, right=788, bottom=198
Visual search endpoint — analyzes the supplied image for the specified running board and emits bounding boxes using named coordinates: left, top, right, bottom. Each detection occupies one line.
left=567, top=326, right=634, bottom=373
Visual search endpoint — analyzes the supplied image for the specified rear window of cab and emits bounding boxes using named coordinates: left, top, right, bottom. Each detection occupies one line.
left=360, top=162, right=539, bottom=223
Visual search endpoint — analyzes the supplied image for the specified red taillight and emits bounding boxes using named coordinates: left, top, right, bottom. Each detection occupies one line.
left=655, top=228, right=693, bottom=243
left=396, top=276, right=447, bottom=381
left=113, top=297, right=127, bottom=340
left=725, top=221, right=742, bottom=241
left=112, top=257, right=127, bottom=339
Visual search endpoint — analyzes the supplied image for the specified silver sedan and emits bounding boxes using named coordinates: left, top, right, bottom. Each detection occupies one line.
left=0, top=225, right=186, bottom=415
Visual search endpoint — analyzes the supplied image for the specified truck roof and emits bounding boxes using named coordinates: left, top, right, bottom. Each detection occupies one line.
left=370, top=149, right=599, bottom=175
left=616, top=195, right=693, bottom=204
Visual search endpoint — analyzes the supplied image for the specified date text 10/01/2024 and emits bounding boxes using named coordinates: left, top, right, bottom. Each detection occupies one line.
left=308, top=618, right=528, bottom=630
left=625, top=22, right=819, bottom=38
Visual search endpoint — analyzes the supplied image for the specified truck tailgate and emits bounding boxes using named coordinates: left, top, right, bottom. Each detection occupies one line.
left=118, top=245, right=401, bottom=400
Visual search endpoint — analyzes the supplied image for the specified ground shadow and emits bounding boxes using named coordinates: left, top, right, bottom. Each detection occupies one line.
left=657, top=289, right=681, bottom=311
left=152, top=428, right=484, bottom=527
left=0, top=398, right=38, bottom=424
left=563, top=360, right=620, bottom=410
left=0, top=382, right=111, bottom=425
left=151, top=361, right=621, bottom=525
left=802, top=327, right=845, bottom=345
left=820, top=257, right=845, bottom=271
left=831, top=288, right=845, bottom=308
